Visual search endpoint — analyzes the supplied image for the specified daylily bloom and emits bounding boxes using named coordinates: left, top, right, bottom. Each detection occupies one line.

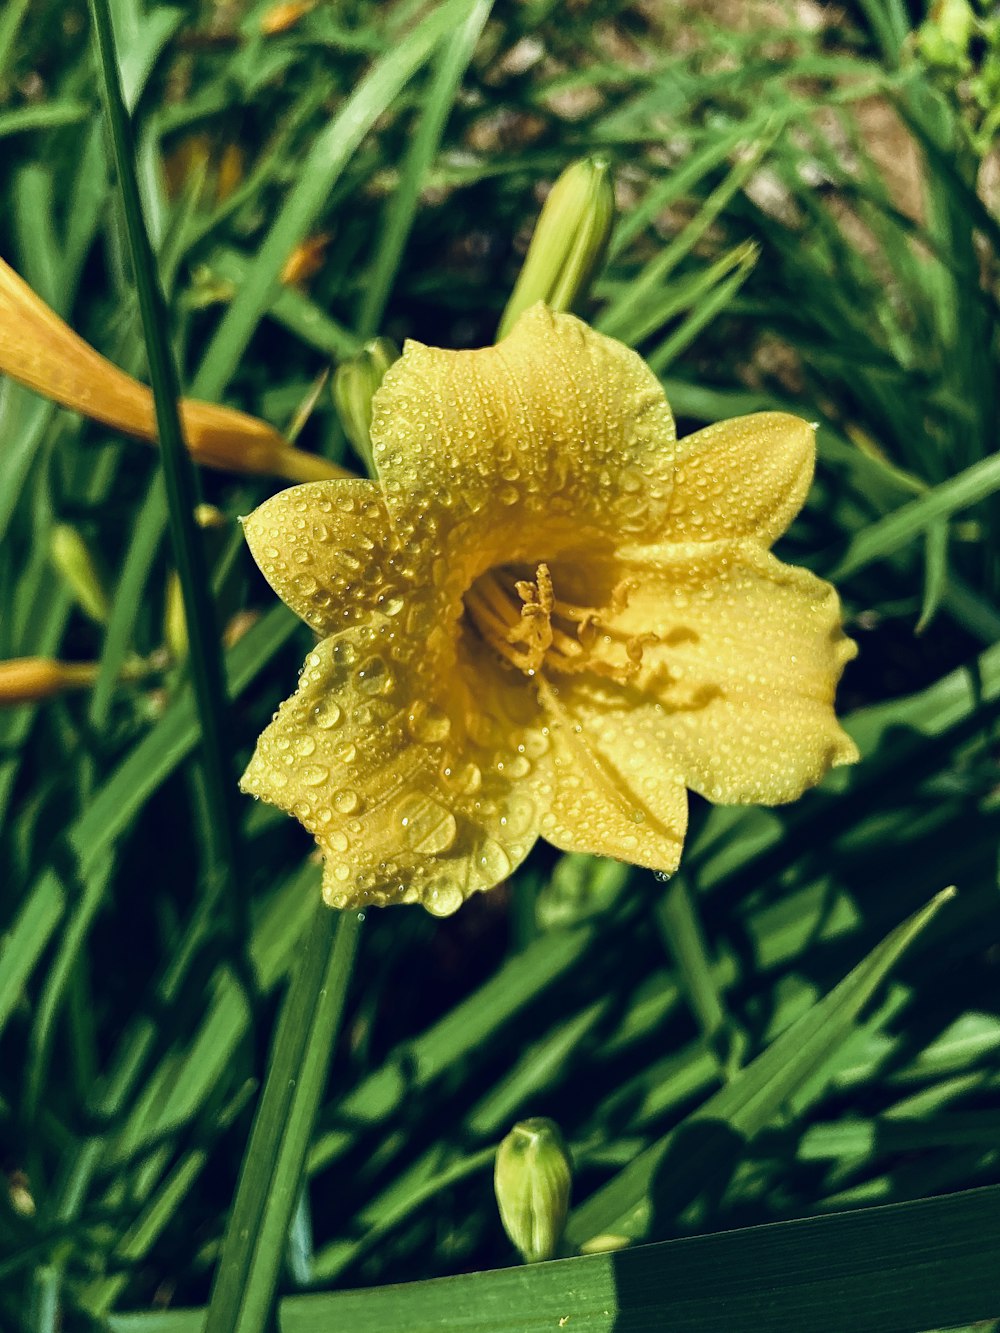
left=0, top=256, right=343, bottom=483
left=241, top=304, right=858, bottom=916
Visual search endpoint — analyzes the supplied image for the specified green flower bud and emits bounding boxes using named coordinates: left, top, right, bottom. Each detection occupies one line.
left=498, top=157, right=615, bottom=340
left=332, top=337, right=400, bottom=473
left=494, top=1117, right=572, bottom=1264
left=916, top=0, right=976, bottom=69
left=49, top=524, right=110, bottom=625
left=163, top=571, right=188, bottom=665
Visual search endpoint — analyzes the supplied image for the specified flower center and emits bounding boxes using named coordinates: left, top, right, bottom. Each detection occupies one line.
left=464, top=561, right=662, bottom=682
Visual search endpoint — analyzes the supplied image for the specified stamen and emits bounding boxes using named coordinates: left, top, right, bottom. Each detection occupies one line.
left=464, top=561, right=669, bottom=685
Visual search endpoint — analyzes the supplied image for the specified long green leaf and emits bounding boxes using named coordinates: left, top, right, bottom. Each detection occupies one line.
left=203, top=905, right=361, bottom=1333
left=830, top=452, right=1000, bottom=581
left=109, top=1183, right=1000, bottom=1332
left=89, top=0, right=245, bottom=936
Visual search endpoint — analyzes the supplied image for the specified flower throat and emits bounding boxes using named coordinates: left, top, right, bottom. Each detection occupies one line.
left=463, top=561, right=660, bottom=682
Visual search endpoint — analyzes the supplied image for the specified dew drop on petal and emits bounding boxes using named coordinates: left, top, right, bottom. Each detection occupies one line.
left=425, top=880, right=465, bottom=917
left=406, top=700, right=452, bottom=744
left=397, top=792, right=458, bottom=855
left=334, top=788, right=362, bottom=815
left=312, top=700, right=342, bottom=730
left=476, top=838, right=511, bottom=884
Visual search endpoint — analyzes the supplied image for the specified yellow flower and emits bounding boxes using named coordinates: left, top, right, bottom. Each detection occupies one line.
left=241, top=305, right=857, bottom=916
left=0, top=256, right=344, bottom=483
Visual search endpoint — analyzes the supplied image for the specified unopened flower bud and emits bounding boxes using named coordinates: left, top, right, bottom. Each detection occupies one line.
left=0, top=657, right=98, bottom=705
left=498, top=157, right=615, bottom=340
left=49, top=524, right=110, bottom=625
left=260, top=0, right=313, bottom=35
left=164, top=571, right=188, bottom=664
left=494, top=1117, right=572, bottom=1264
left=194, top=503, right=227, bottom=529
left=281, top=233, right=332, bottom=288
left=332, top=338, right=400, bottom=472
left=915, top=0, right=976, bottom=69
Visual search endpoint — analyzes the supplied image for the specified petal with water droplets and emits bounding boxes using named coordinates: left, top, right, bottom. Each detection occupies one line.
left=369, top=304, right=677, bottom=575
left=547, top=540, right=858, bottom=809
left=666, top=412, right=815, bottom=546
left=240, top=625, right=547, bottom=914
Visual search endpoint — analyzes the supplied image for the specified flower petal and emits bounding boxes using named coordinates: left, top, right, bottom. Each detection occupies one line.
left=667, top=412, right=815, bottom=546
left=369, top=304, right=677, bottom=571
left=538, top=673, right=689, bottom=874
left=546, top=539, right=857, bottom=807
left=0, top=255, right=339, bottom=481
left=242, top=479, right=398, bottom=635
left=241, top=624, right=547, bottom=915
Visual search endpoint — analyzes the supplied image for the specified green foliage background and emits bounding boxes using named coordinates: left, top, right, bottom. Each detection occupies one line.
left=1, top=0, right=999, bottom=1328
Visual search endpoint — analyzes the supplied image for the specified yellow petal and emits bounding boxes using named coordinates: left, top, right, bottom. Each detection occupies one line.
left=369, top=304, right=677, bottom=573
left=242, top=479, right=398, bottom=635
left=552, top=539, right=857, bottom=807
left=536, top=677, right=688, bottom=875
left=241, top=619, right=548, bottom=915
left=0, top=255, right=341, bottom=481
left=666, top=412, right=815, bottom=546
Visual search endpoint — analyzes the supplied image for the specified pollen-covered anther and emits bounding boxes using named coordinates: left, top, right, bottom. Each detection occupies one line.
left=466, top=562, right=665, bottom=684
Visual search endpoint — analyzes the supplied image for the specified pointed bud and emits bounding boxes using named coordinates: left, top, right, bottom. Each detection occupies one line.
left=332, top=338, right=400, bottom=473
left=49, top=524, right=111, bottom=625
left=194, top=503, right=227, bottom=529
left=498, top=157, right=615, bottom=340
left=0, top=256, right=348, bottom=483
left=260, top=1, right=314, bottom=35
left=164, top=571, right=188, bottom=665
left=0, top=658, right=98, bottom=705
left=494, top=1118, right=572, bottom=1264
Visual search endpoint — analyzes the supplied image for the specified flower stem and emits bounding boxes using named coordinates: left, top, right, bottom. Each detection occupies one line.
left=204, top=904, right=362, bottom=1333
left=88, top=0, right=246, bottom=943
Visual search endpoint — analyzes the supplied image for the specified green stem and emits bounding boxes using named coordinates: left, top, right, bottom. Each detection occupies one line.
left=88, top=0, right=245, bottom=941
left=205, top=906, right=361, bottom=1333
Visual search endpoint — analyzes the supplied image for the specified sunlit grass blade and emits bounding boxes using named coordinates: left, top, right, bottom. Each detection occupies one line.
left=109, top=1184, right=1000, bottom=1333
left=192, top=0, right=475, bottom=402
left=88, top=0, right=244, bottom=936
left=204, top=905, right=361, bottom=1333
left=829, top=452, right=1000, bottom=581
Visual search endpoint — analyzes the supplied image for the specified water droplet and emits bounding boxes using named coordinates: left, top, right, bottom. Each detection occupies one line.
left=301, top=764, right=330, bottom=787
left=475, top=838, right=511, bottom=884
left=356, top=654, right=392, bottom=695
left=332, top=640, right=356, bottom=668
left=397, top=792, right=458, bottom=854
left=312, top=700, right=342, bottom=730
left=425, top=880, right=464, bottom=917
left=441, top=760, right=481, bottom=795
left=406, top=700, right=452, bottom=744
left=334, top=788, right=361, bottom=815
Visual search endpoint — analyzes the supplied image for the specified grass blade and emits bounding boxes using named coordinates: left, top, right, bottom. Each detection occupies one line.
left=88, top=0, right=244, bottom=933
left=204, top=905, right=361, bottom=1333
left=829, top=451, right=1000, bottom=581
left=109, top=1184, right=1000, bottom=1333
left=192, top=0, right=473, bottom=401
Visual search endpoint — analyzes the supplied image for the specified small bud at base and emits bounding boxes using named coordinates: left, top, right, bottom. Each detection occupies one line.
left=494, top=1117, right=572, bottom=1264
